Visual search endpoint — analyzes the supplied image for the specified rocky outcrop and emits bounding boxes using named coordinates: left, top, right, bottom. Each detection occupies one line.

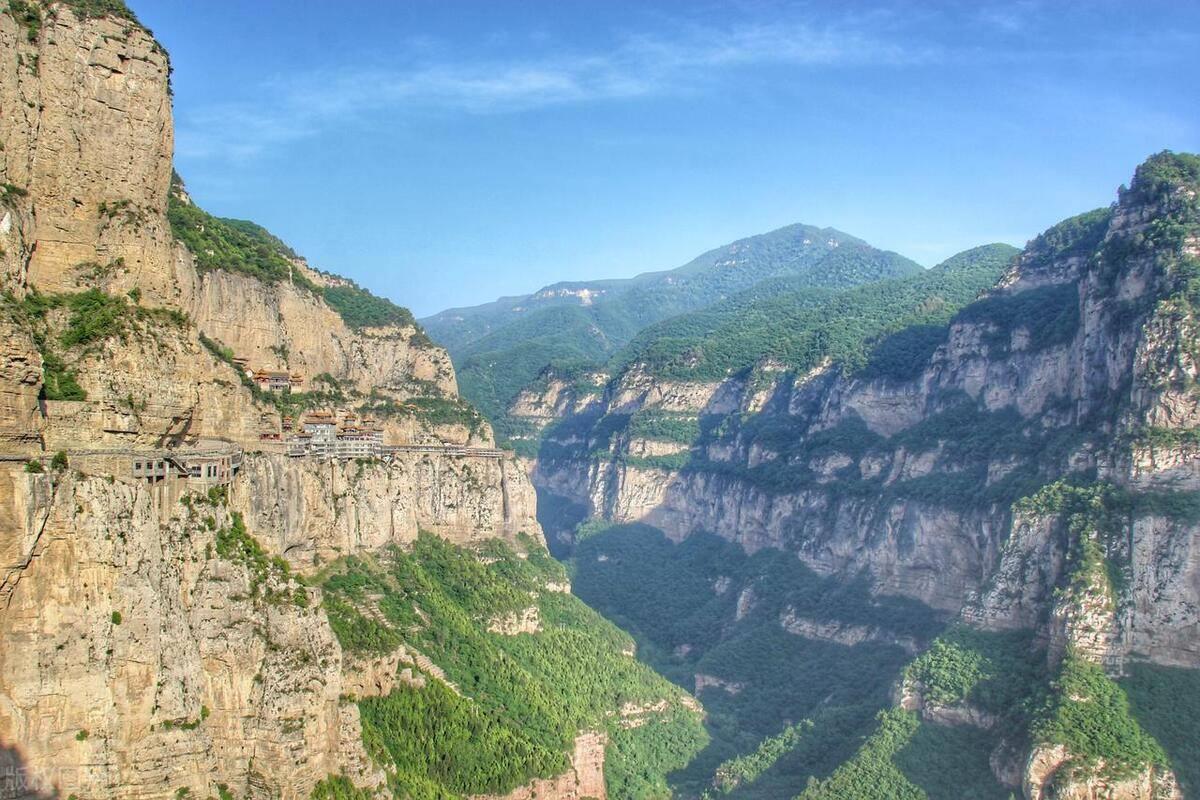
left=38, top=313, right=270, bottom=449
left=694, top=674, right=744, bottom=696
left=1024, top=744, right=1181, bottom=800
left=341, top=645, right=427, bottom=699
left=508, top=369, right=607, bottom=434
left=780, top=608, right=920, bottom=653
left=0, top=466, right=383, bottom=799
left=488, top=605, right=541, bottom=635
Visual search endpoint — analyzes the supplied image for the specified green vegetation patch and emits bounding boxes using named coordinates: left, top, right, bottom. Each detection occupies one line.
left=364, top=393, right=485, bottom=435
left=795, top=707, right=1010, bottom=800
left=1033, top=654, right=1167, bottom=783
left=795, top=709, right=924, bottom=800
left=213, top=512, right=308, bottom=608
left=321, top=283, right=419, bottom=331
left=1019, top=207, right=1113, bottom=273
left=169, top=179, right=319, bottom=290
left=1125, top=151, right=1200, bottom=208
left=570, top=524, right=944, bottom=798
left=361, top=678, right=562, bottom=797
left=321, top=534, right=705, bottom=799
left=904, top=625, right=1044, bottom=716
left=1120, top=662, right=1200, bottom=795
left=5, top=0, right=41, bottom=41
left=627, top=410, right=701, bottom=444
left=3, top=288, right=189, bottom=402
left=710, top=720, right=812, bottom=794
left=170, top=175, right=428, bottom=339
left=309, top=775, right=374, bottom=800
left=615, top=243, right=1013, bottom=382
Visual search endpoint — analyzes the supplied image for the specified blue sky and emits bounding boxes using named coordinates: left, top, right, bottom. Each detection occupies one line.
left=133, top=0, right=1199, bottom=317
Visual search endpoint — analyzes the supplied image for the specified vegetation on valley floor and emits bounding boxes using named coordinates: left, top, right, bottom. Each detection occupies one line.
left=1120, top=662, right=1200, bottom=795
left=319, top=533, right=705, bottom=799
left=793, top=702, right=1021, bottom=800
left=904, top=625, right=1045, bottom=718
left=568, top=523, right=949, bottom=799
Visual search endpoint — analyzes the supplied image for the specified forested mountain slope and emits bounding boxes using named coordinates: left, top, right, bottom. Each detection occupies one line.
left=527, top=152, right=1200, bottom=799
left=422, top=224, right=922, bottom=438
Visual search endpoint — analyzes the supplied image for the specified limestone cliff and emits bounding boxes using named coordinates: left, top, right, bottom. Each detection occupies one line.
left=234, top=450, right=540, bottom=565
left=0, top=468, right=382, bottom=799
left=531, top=155, right=1200, bottom=661
left=0, top=2, right=555, bottom=797
left=528, top=155, right=1200, bottom=796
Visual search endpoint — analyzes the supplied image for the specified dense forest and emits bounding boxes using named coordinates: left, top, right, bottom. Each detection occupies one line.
left=563, top=517, right=1198, bottom=800
left=611, top=242, right=1018, bottom=381
left=569, top=525, right=947, bottom=799
left=319, top=534, right=706, bottom=799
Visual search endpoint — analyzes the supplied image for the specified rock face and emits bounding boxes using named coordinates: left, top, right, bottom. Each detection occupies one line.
left=233, top=451, right=541, bottom=566
left=0, top=468, right=382, bottom=799
left=531, top=158, right=1200, bottom=796
left=0, top=3, right=549, bottom=797
left=779, top=608, right=920, bottom=654
left=1024, top=744, right=1181, bottom=800
left=179, top=259, right=461, bottom=411
left=0, top=5, right=174, bottom=297
left=532, top=158, right=1200, bottom=671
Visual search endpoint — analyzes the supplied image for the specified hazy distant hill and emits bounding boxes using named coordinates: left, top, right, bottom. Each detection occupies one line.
left=423, top=223, right=923, bottom=427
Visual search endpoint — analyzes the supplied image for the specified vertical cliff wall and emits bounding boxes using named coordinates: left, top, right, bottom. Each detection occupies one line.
left=0, top=3, right=553, bottom=797
left=530, top=155, right=1200, bottom=666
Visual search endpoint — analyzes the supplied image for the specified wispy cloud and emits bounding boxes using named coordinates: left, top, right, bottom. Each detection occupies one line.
left=976, top=1, right=1041, bottom=33
left=175, top=16, right=936, bottom=162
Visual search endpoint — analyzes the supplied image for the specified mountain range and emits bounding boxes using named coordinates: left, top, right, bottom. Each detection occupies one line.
left=1, top=3, right=1199, bottom=800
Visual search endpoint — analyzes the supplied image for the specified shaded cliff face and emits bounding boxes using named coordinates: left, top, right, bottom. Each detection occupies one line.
left=532, top=155, right=1200, bottom=661
left=529, top=156, right=1200, bottom=797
